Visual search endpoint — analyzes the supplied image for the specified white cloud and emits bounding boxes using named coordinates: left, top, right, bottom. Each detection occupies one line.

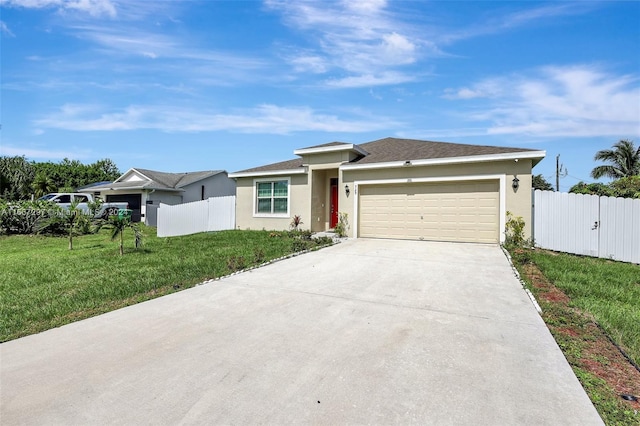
left=1, top=0, right=117, bottom=17
left=289, top=54, right=328, bottom=74
left=68, top=24, right=266, bottom=72
left=442, top=79, right=503, bottom=100
left=33, top=103, right=401, bottom=134
left=266, top=0, right=422, bottom=87
left=343, top=0, right=387, bottom=15
left=326, top=72, right=416, bottom=88
left=0, top=20, right=15, bottom=36
left=444, top=65, right=640, bottom=137
left=380, top=32, right=416, bottom=65
left=441, top=3, right=597, bottom=44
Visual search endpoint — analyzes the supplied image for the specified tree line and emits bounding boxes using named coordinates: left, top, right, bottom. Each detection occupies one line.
left=0, top=157, right=121, bottom=201
left=533, top=139, right=639, bottom=198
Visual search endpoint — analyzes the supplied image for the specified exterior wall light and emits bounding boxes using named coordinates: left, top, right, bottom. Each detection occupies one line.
left=512, top=176, right=520, bottom=191
left=345, top=184, right=350, bottom=196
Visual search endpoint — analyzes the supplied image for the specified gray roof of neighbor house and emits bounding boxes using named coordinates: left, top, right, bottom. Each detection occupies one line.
left=87, top=169, right=227, bottom=191
left=233, top=137, right=542, bottom=174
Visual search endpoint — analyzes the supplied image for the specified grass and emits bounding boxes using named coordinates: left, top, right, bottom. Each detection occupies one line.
left=0, top=227, right=333, bottom=342
left=526, top=250, right=640, bottom=366
left=509, top=247, right=640, bottom=425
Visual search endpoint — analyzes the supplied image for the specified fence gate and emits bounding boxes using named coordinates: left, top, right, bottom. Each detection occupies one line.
left=534, top=190, right=640, bottom=264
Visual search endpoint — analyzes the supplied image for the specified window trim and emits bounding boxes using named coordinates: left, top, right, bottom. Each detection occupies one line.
left=253, top=177, right=291, bottom=218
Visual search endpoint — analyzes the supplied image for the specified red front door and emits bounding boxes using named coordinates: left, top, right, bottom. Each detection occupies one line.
left=330, top=179, right=338, bottom=228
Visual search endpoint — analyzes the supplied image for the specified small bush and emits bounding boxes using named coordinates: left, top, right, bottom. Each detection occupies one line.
left=290, top=215, right=303, bottom=230
left=288, top=229, right=312, bottom=240
left=504, top=211, right=526, bottom=247
left=291, top=239, right=313, bottom=252
left=334, top=212, right=349, bottom=237
left=313, top=236, right=334, bottom=246
left=0, top=200, right=64, bottom=235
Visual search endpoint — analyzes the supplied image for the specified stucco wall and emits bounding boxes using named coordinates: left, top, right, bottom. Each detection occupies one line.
left=301, top=151, right=357, bottom=166
left=181, top=173, right=236, bottom=203
left=235, top=174, right=310, bottom=231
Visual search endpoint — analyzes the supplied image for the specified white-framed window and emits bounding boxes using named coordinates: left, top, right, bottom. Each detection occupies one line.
left=254, top=178, right=290, bottom=217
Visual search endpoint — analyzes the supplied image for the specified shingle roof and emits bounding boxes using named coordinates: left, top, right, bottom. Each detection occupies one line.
left=233, top=158, right=304, bottom=174
left=134, top=168, right=225, bottom=189
left=88, top=169, right=226, bottom=191
left=354, top=137, right=536, bottom=164
left=296, top=141, right=351, bottom=150
left=232, top=137, right=540, bottom=174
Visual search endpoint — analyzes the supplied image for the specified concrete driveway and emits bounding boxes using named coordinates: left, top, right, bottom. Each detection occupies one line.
left=1, top=239, right=602, bottom=425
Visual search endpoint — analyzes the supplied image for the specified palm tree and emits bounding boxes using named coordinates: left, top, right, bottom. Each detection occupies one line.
left=590, top=139, right=640, bottom=180
left=108, top=214, right=142, bottom=255
left=0, top=156, right=35, bottom=200
left=31, top=173, right=56, bottom=198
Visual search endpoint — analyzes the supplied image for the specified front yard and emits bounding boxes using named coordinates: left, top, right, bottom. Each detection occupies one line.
left=0, top=228, right=332, bottom=342
left=509, top=248, right=640, bottom=425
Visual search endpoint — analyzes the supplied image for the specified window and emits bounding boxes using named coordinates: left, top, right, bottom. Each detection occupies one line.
left=255, top=179, right=289, bottom=215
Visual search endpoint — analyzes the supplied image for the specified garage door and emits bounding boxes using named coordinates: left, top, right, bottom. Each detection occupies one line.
left=358, top=180, right=500, bottom=243
left=106, top=194, right=142, bottom=222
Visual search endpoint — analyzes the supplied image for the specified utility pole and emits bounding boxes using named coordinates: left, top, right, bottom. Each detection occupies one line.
left=556, top=154, right=567, bottom=191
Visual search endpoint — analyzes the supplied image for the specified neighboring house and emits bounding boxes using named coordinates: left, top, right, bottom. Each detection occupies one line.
left=87, top=168, right=236, bottom=226
left=228, top=137, right=546, bottom=243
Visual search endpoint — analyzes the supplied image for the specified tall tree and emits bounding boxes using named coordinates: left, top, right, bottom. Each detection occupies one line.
left=32, top=158, right=121, bottom=191
left=590, top=139, right=640, bottom=179
left=0, top=156, right=35, bottom=200
left=532, top=174, right=554, bottom=191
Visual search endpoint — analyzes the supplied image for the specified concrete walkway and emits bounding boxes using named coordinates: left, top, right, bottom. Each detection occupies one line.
left=1, top=239, right=602, bottom=425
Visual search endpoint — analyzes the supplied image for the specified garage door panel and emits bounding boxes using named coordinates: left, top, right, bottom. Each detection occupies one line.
left=358, top=181, right=499, bottom=243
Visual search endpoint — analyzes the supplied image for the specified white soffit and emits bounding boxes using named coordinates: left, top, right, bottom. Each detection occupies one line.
left=341, top=150, right=546, bottom=171
left=228, top=168, right=307, bottom=178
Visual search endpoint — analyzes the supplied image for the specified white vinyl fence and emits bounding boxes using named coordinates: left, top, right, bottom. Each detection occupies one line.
left=157, top=196, right=236, bottom=237
left=534, top=190, right=640, bottom=264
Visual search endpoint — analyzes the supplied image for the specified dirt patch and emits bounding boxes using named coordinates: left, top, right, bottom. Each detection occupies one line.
left=521, top=262, right=640, bottom=419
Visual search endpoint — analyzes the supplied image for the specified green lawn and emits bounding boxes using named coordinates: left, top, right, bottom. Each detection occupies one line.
left=509, top=248, right=640, bottom=425
left=0, top=228, right=332, bottom=342
left=528, top=250, right=640, bottom=366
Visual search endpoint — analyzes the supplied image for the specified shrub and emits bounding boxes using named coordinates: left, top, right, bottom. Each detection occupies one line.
left=288, top=229, right=312, bottom=240
left=0, top=200, right=63, bottom=235
left=608, top=176, right=640, bottom=198
left=504, top=211, right=527, bottom=247
left=291, top=239, right=313, bottom=252
left=290, top=215, right=303, bottom=230
left=313, top=236, right=334, bottom=246
left=333, top=212, right=349, bottom=237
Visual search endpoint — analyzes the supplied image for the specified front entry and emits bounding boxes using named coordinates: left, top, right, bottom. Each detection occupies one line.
left=330, top=178, right=338, bottom=228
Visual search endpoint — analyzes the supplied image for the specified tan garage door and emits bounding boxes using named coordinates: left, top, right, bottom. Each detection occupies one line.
left=358, top=180, right=500, bottom=243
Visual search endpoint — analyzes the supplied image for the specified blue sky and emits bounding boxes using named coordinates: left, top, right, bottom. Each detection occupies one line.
left=1, top=0, right=639, bottom=191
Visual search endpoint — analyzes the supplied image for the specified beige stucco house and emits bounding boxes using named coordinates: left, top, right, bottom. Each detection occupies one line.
left=228, top=137, right=545, bottom=243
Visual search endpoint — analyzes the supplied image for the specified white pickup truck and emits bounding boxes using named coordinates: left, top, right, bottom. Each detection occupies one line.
left=39, top=193, right=129, bottom=219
